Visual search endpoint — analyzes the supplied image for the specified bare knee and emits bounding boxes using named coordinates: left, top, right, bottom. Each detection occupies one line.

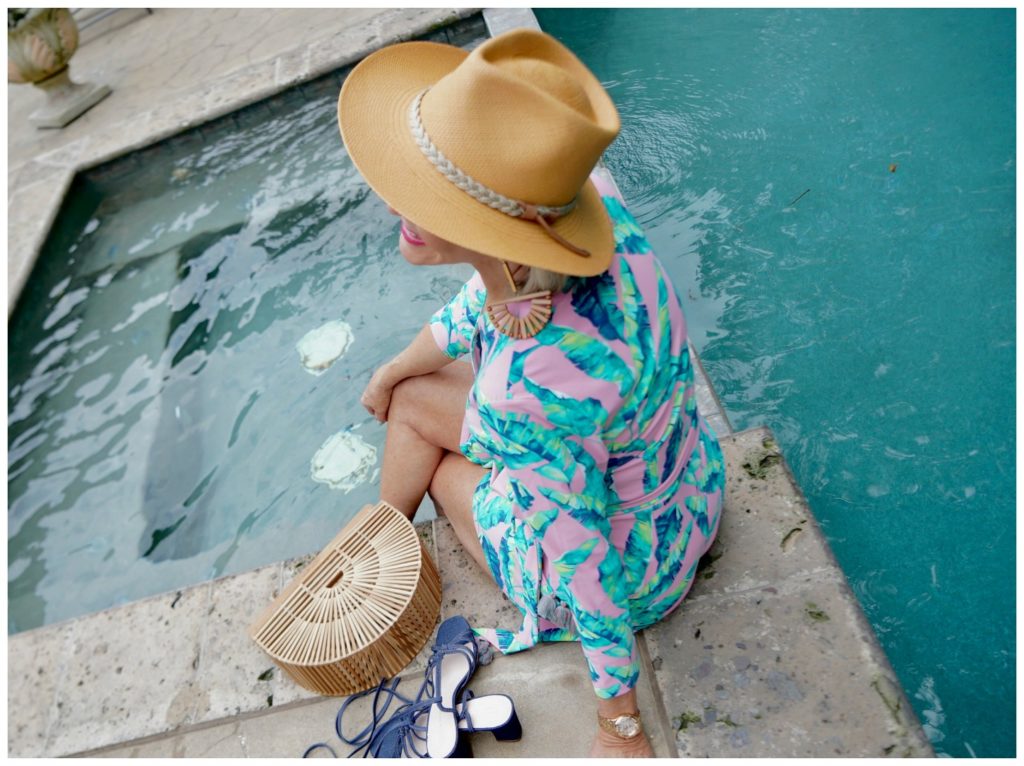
left=388, top=375, right=429, bottom=427
left=387, top=369, right=468, bottom=453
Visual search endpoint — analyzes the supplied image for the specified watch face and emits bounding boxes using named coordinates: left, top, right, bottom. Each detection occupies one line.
left=615, top=716, right=641, bottom=738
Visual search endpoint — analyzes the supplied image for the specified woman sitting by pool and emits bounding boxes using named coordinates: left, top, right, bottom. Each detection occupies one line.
left=338, top=28, right=725, bottom=758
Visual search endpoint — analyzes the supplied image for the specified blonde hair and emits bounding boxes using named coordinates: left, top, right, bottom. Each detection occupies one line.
left=522, top=266, right=569, bottom=294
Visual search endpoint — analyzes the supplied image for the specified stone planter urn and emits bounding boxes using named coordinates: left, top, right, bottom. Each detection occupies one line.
left=8, top=8, right=111, bottom=128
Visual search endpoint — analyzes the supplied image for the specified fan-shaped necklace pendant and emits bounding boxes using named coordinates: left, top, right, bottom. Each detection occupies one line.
left=485, top=290, right=553, bottom=340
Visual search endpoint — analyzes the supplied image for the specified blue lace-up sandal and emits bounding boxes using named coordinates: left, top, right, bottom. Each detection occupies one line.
left=420, top=615, right=479, bottom=756
left=318, top=617, right=521, bottom=758
left=328, top=616, right=483, bottom=758
left=456, top=691, right=522, bottom=743
left=329, top=681, right=521, bottom=757
left=363, top=691, right=521, bottom=757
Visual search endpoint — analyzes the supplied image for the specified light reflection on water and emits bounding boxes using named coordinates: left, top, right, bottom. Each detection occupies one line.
left=7, top=72, right=473, bottom=634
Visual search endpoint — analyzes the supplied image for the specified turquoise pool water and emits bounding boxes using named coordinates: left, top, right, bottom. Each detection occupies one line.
left=7, top=19, right=486, bottom=634
left=537, top=8, right=1015, bottom=758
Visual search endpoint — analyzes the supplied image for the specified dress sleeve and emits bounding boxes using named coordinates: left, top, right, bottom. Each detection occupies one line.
left=429, top=271, right=486, bottom=359
left=475, top=393, right=640, bottom=699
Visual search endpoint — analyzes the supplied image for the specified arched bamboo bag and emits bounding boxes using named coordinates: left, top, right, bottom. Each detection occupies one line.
left=248, top=501, right=441, bottom=696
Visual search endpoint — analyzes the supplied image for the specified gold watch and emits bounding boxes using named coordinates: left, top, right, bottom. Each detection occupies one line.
left=597, top=711, right=643, bottom=739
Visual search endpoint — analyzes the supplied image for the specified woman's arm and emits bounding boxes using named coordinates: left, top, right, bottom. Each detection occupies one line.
left=361, top=323, right=455, bottom=422
left=474, top=396, right=654, bottom=754
left=363, top=271, right=486, bottom=422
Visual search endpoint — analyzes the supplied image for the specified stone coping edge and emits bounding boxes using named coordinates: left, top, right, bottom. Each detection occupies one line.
left=7, top=7, right=480, bottom=317
left=8, top=427, right=931, bottom=758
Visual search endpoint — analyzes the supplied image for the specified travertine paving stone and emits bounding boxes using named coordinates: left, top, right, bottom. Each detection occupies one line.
left=481, top=6, right=540, bottom=35
left=434, top=515, right=521, bottom=631
left=686, top=428, right=837, bottom=601
left=193, top=562, right=286, bottom=725
left=80, top=525, right=442, bottom=759
left=243, top=642, right=674, bottom=759
left=646, top=572, right=930, bottom=757
left=44, top=584, right=209, bottom=756
left=7, top=169, right=75, bottom=304
left=645, top=428, right=932, bottom=758
left=239, top=696, right=356, bottom=758
left=93, top=720, right=249, bottom=758
left=90, top=731, right=180, bottom=758
left=462, top=641, right=672, bottom=758
left=7, top=620, right=72, bottom=757
left=41, top=428, right=931, bottom=758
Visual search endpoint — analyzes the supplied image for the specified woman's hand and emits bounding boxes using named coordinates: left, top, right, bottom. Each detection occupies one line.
left=361, top=324, right=455, bottom=423
left=361, top=362, right=400, bottom=422
left=589, top=728, right=655, bottom=758
left=589, top=689, right=654, bottom=757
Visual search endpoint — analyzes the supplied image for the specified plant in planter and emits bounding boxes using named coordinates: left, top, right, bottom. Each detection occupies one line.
left=8, top=7, right=111, bottom=128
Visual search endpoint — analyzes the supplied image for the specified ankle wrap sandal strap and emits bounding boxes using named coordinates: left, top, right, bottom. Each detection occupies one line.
left=334, top=676, right=418, bottom=757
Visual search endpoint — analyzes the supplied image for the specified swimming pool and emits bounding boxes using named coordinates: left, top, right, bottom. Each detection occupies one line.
left=536, top=7, right=1015, bottom=758
left=7, top=17, right=487, bottom=635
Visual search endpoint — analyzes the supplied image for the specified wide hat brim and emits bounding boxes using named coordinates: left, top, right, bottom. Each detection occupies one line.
left=338, top=41, right=614, bottom=277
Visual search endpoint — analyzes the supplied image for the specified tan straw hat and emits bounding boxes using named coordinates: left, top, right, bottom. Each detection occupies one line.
left=337, top=28, right=621, bottom=277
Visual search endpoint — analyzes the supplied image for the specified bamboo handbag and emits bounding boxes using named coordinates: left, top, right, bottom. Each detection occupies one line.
left=248, top=501, right=441, bottom=696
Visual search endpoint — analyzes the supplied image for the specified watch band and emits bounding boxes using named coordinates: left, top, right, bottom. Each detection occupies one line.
left=597, top=711, right=643, bottom=739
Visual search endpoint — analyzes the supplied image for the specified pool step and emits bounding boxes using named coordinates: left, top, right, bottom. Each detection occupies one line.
left=8, top=427, right=932, bottom=757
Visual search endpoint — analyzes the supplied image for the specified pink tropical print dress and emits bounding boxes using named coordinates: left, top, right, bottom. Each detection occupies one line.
left=429, top=172, right=725, bottom=699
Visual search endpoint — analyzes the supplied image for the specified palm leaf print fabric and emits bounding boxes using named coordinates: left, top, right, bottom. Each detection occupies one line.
left=428, top=173, right=726, bottom=699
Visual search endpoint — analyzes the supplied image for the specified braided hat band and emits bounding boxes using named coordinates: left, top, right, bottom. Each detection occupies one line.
left=338, top=29, right=620, bottom=276
left=408, top=88, right=590, bottom=258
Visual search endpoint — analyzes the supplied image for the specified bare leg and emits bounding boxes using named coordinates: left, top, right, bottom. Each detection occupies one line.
left=380, top=361, right=473, bottom=519
left=428, top=452, right=490, bottom=574
left=379, top=361, right=495, bottom=583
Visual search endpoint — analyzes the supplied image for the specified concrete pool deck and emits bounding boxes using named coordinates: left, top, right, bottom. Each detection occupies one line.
left=6, top=6, right=932, bottom=758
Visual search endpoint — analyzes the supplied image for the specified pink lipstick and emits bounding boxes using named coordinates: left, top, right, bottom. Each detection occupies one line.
left=400, top=222, right=426, bottom=247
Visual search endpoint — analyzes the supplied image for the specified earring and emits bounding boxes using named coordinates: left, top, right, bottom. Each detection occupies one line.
left=486, top=261, right=553, bottom=340
left=501, top=261, right=520, bottom=295
left=486, top=262, right=553, bottom=340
